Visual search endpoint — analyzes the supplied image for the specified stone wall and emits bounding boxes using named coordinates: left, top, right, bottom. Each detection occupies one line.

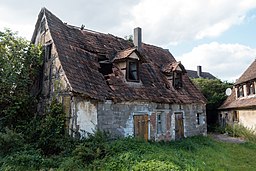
left=97, top=101, right=207, bottom=141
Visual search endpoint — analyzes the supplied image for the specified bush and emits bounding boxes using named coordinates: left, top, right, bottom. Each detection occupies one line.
left=72, top=129, right=110, bottom=165
left=132, top=160, right=180, bottom=171
left=0, top=128, right=25, bottom=156
left=225, top=124, right=256, bottom=143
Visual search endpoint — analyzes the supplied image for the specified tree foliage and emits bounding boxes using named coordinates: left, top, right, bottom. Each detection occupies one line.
left=192, top=78, right=232, bottom=109
left=0, top=29, right=42, bottom=130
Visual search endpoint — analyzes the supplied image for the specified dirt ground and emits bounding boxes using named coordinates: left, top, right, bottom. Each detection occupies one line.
left=209, top=133, right=246, bottom=143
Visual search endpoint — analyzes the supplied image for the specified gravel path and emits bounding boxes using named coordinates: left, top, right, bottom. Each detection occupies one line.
left=210, top=133, right=246, bottom=143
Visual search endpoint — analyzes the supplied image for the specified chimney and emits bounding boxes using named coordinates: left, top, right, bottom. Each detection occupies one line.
left=197, top=66, right=202, bottom=78
left=133, top=27, right=142, bottom=51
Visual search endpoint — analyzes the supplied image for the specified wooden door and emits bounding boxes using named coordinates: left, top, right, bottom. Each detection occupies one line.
left=134, top=115, right=148, bottom=141
left=175, top=112, right=184, bottom=140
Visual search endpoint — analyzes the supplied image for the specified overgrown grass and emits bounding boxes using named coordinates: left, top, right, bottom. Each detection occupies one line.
left=1, top=132, right=256, bottom=170
left=225, top=124, right=256, bottom=143
left=87, top=136, right=256, bottom=171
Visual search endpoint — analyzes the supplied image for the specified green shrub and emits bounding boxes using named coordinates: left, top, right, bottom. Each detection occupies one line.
left=58, top=157, right=85, bottom=171
left=225, top=124, right=256, bottom=143
left=0, top=149, right=43, bottom=171
left=132, top=160, right=180, bottom=171
left=72, top=129, right=110, bottom=164
left=0, top=128, right=25, bottom=156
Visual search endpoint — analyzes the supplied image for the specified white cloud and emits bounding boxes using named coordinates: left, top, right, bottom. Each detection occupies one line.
left=124, top=0, right=256, bottom=46
left=177, top=42, right=256, bottom=82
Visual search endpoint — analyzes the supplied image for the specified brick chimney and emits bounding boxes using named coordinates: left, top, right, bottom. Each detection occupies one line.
left=197, top=66, right=202, bottom=78
left=133, top=27, right=142, bottom=51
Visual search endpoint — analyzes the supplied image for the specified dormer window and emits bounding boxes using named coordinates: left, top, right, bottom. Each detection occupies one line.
left=173, top=71, right=182, bottom=89
left=247, top=82, right=255, bottom=95
left=127, top=60, right=139, bottom=82
left=162, top=61, right=186, bottom=90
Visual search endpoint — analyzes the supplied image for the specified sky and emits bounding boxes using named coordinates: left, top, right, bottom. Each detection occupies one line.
left=1, top=0, right=256, bottom=82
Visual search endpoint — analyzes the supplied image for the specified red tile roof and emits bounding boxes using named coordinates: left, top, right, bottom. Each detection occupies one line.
left=32, top=8, right=206, bottom=104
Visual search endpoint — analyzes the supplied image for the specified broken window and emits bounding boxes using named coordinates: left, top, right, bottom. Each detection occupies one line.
left=44, top=43, right=52, bottom=61
left=237, top=85, right=244, bottom=98
left=173, top=71, right=182, bottom=89
left=247, top=82, right=255, bottom=96
left=157, top=112, right=166, bottom=134
left=126, top=60, right=139, bottom=82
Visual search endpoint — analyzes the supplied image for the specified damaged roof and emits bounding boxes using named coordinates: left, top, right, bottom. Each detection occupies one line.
left=32, top=8, right=206, bottom=104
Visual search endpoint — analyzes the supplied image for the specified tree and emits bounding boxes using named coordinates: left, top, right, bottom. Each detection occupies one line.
left=192, top=78, right=232, bottom=126
left=0, top=29, right=42, bottom=130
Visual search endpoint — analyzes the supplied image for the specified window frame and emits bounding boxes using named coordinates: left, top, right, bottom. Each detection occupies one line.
left=126, top=59, right=140, bottom=82
left=44, top=43, right=52, bottom=61
left=156, top=112, right=166, bottom=134
left=247, top=82, right=255, bottom=96
left=237, top=85, right=244, bottom=98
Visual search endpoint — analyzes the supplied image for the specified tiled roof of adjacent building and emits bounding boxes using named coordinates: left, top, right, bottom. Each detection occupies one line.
left=235, top=59, right=256, bottom=85
left=219, top=59, right=256, bottom=110
left=32, top=8, right=206, bottom=104
left=186, top=70, right=216, bottom=79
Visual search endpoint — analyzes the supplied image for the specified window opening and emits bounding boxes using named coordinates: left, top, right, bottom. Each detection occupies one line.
left=233, top=111, right=239, bottom=122
left=173, top=72, right=182, bottom=89
left=197, top=113, right=200, bottom=125
left=127, top=60, right=139, bottom=82
left=45, top=43, right=52, bottom=61
left=247, top=82, right=255, bottom=95
left=157, top=112, right=166, bottom=134
left=237, top=85, right=244, bottom=98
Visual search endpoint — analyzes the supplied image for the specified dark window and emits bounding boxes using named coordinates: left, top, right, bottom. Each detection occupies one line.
left=197, top=113, right=200, bottom=125
left=157, top=114, right=162, bottom=134
left=247, top=82, right=255, bottom=95
left=173, top=72, right=182, bottom=89
left=237, top=85, right=244, bottom=98
left=45, top=43, right=52, bottom=61
left=127, top=60, right=139, bottom=82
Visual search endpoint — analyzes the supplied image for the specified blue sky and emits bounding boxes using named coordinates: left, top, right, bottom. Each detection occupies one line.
left=0, top=0, right=256, bottom=82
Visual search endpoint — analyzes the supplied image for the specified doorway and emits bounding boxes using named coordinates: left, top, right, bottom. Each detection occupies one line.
left=175, top=112, right=184, bottom=140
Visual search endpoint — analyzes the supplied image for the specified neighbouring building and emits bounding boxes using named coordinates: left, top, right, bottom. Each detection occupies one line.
left=187, top=66, right=216, bottom=79
left=32, top=8, right=207, bottom=141
left=219, top=59, right=256, bottom=130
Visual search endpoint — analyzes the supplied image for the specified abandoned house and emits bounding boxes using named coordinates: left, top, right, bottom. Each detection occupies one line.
left=219, top=59, right=256, bottom=130
left=32, top=8, right=207, bottom=141
left=187, top=66, right=216, bottom=79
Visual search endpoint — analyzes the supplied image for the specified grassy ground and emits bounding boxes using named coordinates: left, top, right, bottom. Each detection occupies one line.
left=86, top=136, right=256, bottom=170
left=1, top=135, right=256, bottom=170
